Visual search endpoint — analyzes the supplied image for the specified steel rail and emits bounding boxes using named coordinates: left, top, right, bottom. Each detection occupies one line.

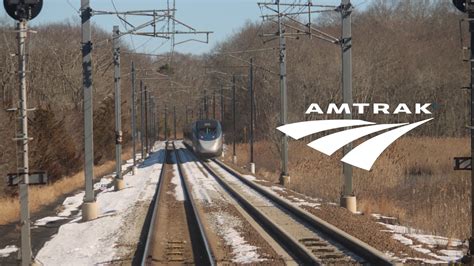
left=140, top=142, right=169, bottom=266
left=212, top=158, right=395, bottom=266
left=182, top=148, right=321, bottom=265
left=173, top=143, right=216, bottom=266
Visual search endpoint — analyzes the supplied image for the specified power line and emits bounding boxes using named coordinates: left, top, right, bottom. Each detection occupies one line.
left=66, top=0, right=80, bottom=14
left=110, top=0, right=136, bottom=51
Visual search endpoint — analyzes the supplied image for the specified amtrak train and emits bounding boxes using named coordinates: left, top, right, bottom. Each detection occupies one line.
left=183, top=119, right=223, bottom=158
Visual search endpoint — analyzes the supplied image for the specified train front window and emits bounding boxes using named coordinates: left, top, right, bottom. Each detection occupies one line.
left=196, top=120, right=221, bottom=140
left=198, top=126, right=217, bottom=140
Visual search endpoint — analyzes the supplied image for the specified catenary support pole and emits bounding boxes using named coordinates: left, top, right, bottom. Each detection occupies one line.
left=469, top=7, right=474, bottom=259
left=185, top=106, right=189, bottom=124
left=81, top=0, right=98, bottom=222
left=140, top=81, right=145, bottom=160
left=174, top=105, right=177, bottom=139
left=17, top=20, right=32, bottom=266
left=204, top=89, right=208, bottom=119
left=113, top=26, right=124, bottom=191
left=340, top=0, right=356, bottom=213
left=232, top=75, right=237, bottom=164
left=277, top=0, right=290, bottom=185
left=213, top=89, right=216, bottom=119
left=249, top=58, right=255, bottom=174
left=157, top=109, right=160, bottom=141
left=144, top=87, right=149, bottom=155
left=151, top=97, right=156, bottom=148
left=131, top=61, right=137, bottom=174
left=165, top=104, right=168, bottom=140
left=220, top=86, right=224, bottom=122
left=221, top=86, right=225, bottom=158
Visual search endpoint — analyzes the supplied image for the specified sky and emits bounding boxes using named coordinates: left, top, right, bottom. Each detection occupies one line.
left=0, top=0, right=369, bottom=55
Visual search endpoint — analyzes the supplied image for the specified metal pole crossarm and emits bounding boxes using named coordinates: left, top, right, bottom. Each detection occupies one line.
left=154, top=30, right=214, bottom=35
left=261, top=9, right=337, bottom=18
left=264, top=15, right=340, bottom=44
left=131, top=33, right=170, bottom=38
left=91, top=9, right=173, bottom=16
left=257, top=2, right=337, bottom=8
left=259, top=2, right=340, bottom=44
left=211, top=47, right=278, bottom=55
left=114, top=17, right=168, bottom=39
left=122, top=51, right=169, bottom=58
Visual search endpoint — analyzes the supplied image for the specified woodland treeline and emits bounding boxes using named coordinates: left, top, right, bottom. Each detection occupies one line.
left=0, top=0, right=468, bottom=194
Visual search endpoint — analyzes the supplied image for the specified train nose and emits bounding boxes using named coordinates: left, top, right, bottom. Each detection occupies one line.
left=198, top=139, right=221, bottom=153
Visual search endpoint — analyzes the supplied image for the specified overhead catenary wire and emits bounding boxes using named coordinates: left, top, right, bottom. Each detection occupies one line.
left=111, top=0, right=136, bottom=50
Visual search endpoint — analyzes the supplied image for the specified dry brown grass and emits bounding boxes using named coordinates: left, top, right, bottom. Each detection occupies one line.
left=0, top=149, right=133, bottom=225
left=225, top=137, right=470, bottom=239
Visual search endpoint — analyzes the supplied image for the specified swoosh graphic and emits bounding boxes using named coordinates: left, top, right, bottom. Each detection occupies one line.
left=341, top=118, right=434, bottom=170
left=277, top=120, right=375, bottom=140
left=308, top=123, right=408, bottom=156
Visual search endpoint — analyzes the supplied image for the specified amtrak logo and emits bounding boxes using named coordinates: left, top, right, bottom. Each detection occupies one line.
left=277, top=118, right=433, bottom=171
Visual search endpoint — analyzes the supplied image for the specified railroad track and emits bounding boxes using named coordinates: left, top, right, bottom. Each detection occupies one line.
left=140, top=141, right=214, bottom=265
left=177, top=141, right=394, bottom=266
left=140, top=141, right=394, bottom=265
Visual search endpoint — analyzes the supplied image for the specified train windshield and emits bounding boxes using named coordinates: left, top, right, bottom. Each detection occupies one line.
left=196, top=121, right=220, bottom=140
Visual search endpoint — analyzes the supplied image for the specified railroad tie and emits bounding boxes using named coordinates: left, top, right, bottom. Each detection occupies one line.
left=166, top=240, right=186, bottom=262
left=300, top=238, right=349, bottom=263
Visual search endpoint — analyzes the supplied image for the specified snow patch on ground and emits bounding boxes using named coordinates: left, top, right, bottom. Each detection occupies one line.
left=178, top=148, right=218, bottom=204
left=270, top=186, right=284, bottom=191
left=373, top=214, right=466, bottom=264
left=243, top=175, right=257, bottom=181
left=171, top=163, right=185, bottom=201
left=34, top=216, right=67, bottom=226
left=213, top=212, right=264, bottom=264
left=392, top=234, right=413, bottom=245
left=58, top=192, right=85, bottom=217
left=286, top=195, right=321, bottom=209
left=35, top=144, right=165, bottom=265
left=0, top=245, right=18, bottom=258
left=174, top=142, right=266, bottom=263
